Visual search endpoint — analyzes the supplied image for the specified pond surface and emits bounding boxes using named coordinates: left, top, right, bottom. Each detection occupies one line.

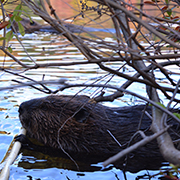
left=0, top=17, right=179, bottom=180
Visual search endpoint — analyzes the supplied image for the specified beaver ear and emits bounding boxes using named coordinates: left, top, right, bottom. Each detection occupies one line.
left=74, top=108, right=89, bottom=123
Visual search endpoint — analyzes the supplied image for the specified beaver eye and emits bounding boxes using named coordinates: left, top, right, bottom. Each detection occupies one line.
left=74, top=108, right=89, bottom=123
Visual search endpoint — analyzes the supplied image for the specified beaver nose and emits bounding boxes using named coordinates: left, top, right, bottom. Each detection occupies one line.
left=18, top=98, right=43, bottom=115
left=18, top=100, right=35, bottom=115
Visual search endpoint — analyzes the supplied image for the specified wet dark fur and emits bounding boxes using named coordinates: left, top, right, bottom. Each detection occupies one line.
left=18, top=95, right=180, bottom=172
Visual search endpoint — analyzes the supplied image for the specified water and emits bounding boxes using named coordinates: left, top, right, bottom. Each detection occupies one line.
left=0, top=28, right=178, bottom=179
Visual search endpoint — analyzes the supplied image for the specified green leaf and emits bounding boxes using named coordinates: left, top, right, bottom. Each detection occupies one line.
left=14, top=4, right=22, bottom=11
left=8, top=16, right=15, bottom=24
left=156, top=102, right=166, bottom=108
left=6, top=22, right=11, bottom=29
left=165, top=0, right=169, bottom=4
left=0, top=37, right=6, bottom=40
left=13, top=4, right=22, bottom=16
left=21, top=8, right=34, bottom=24
left=29, top=17, right=34, bottom=24
left=169, top=163, right=179, bottom=172
left=149, top=102, right=166, bottom=108
left=5, top=30, right=14, bottom=41
left=18, top=22, right=25, bottom=36
left=23, top=13, right=33, bottom=24
left=173, top=113, right=180, bottom=119
left=167, top=9, right=172, bottom=17
left=6, top=16, right=15, bottom=29
left=15, top=16, right=22, bottom=22
left=7, top=46, right=13, bottom=53
left=164, top=16, right=171, bottom=20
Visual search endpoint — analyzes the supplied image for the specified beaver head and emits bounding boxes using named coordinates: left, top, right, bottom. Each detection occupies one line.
left=18, top=95, right=118, bottom=154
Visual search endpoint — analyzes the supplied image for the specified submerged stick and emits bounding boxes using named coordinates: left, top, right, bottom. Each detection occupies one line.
left=0, top=128, right=26, bottom=180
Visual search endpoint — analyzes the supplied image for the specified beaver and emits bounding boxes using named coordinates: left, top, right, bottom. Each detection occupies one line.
left=17, top=95, right=180, bottom=172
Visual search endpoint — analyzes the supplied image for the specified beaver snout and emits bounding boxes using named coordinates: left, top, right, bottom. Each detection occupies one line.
left=18, top=97, right=46, bottom=130
left=19, top=97, right=44, bottom=114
